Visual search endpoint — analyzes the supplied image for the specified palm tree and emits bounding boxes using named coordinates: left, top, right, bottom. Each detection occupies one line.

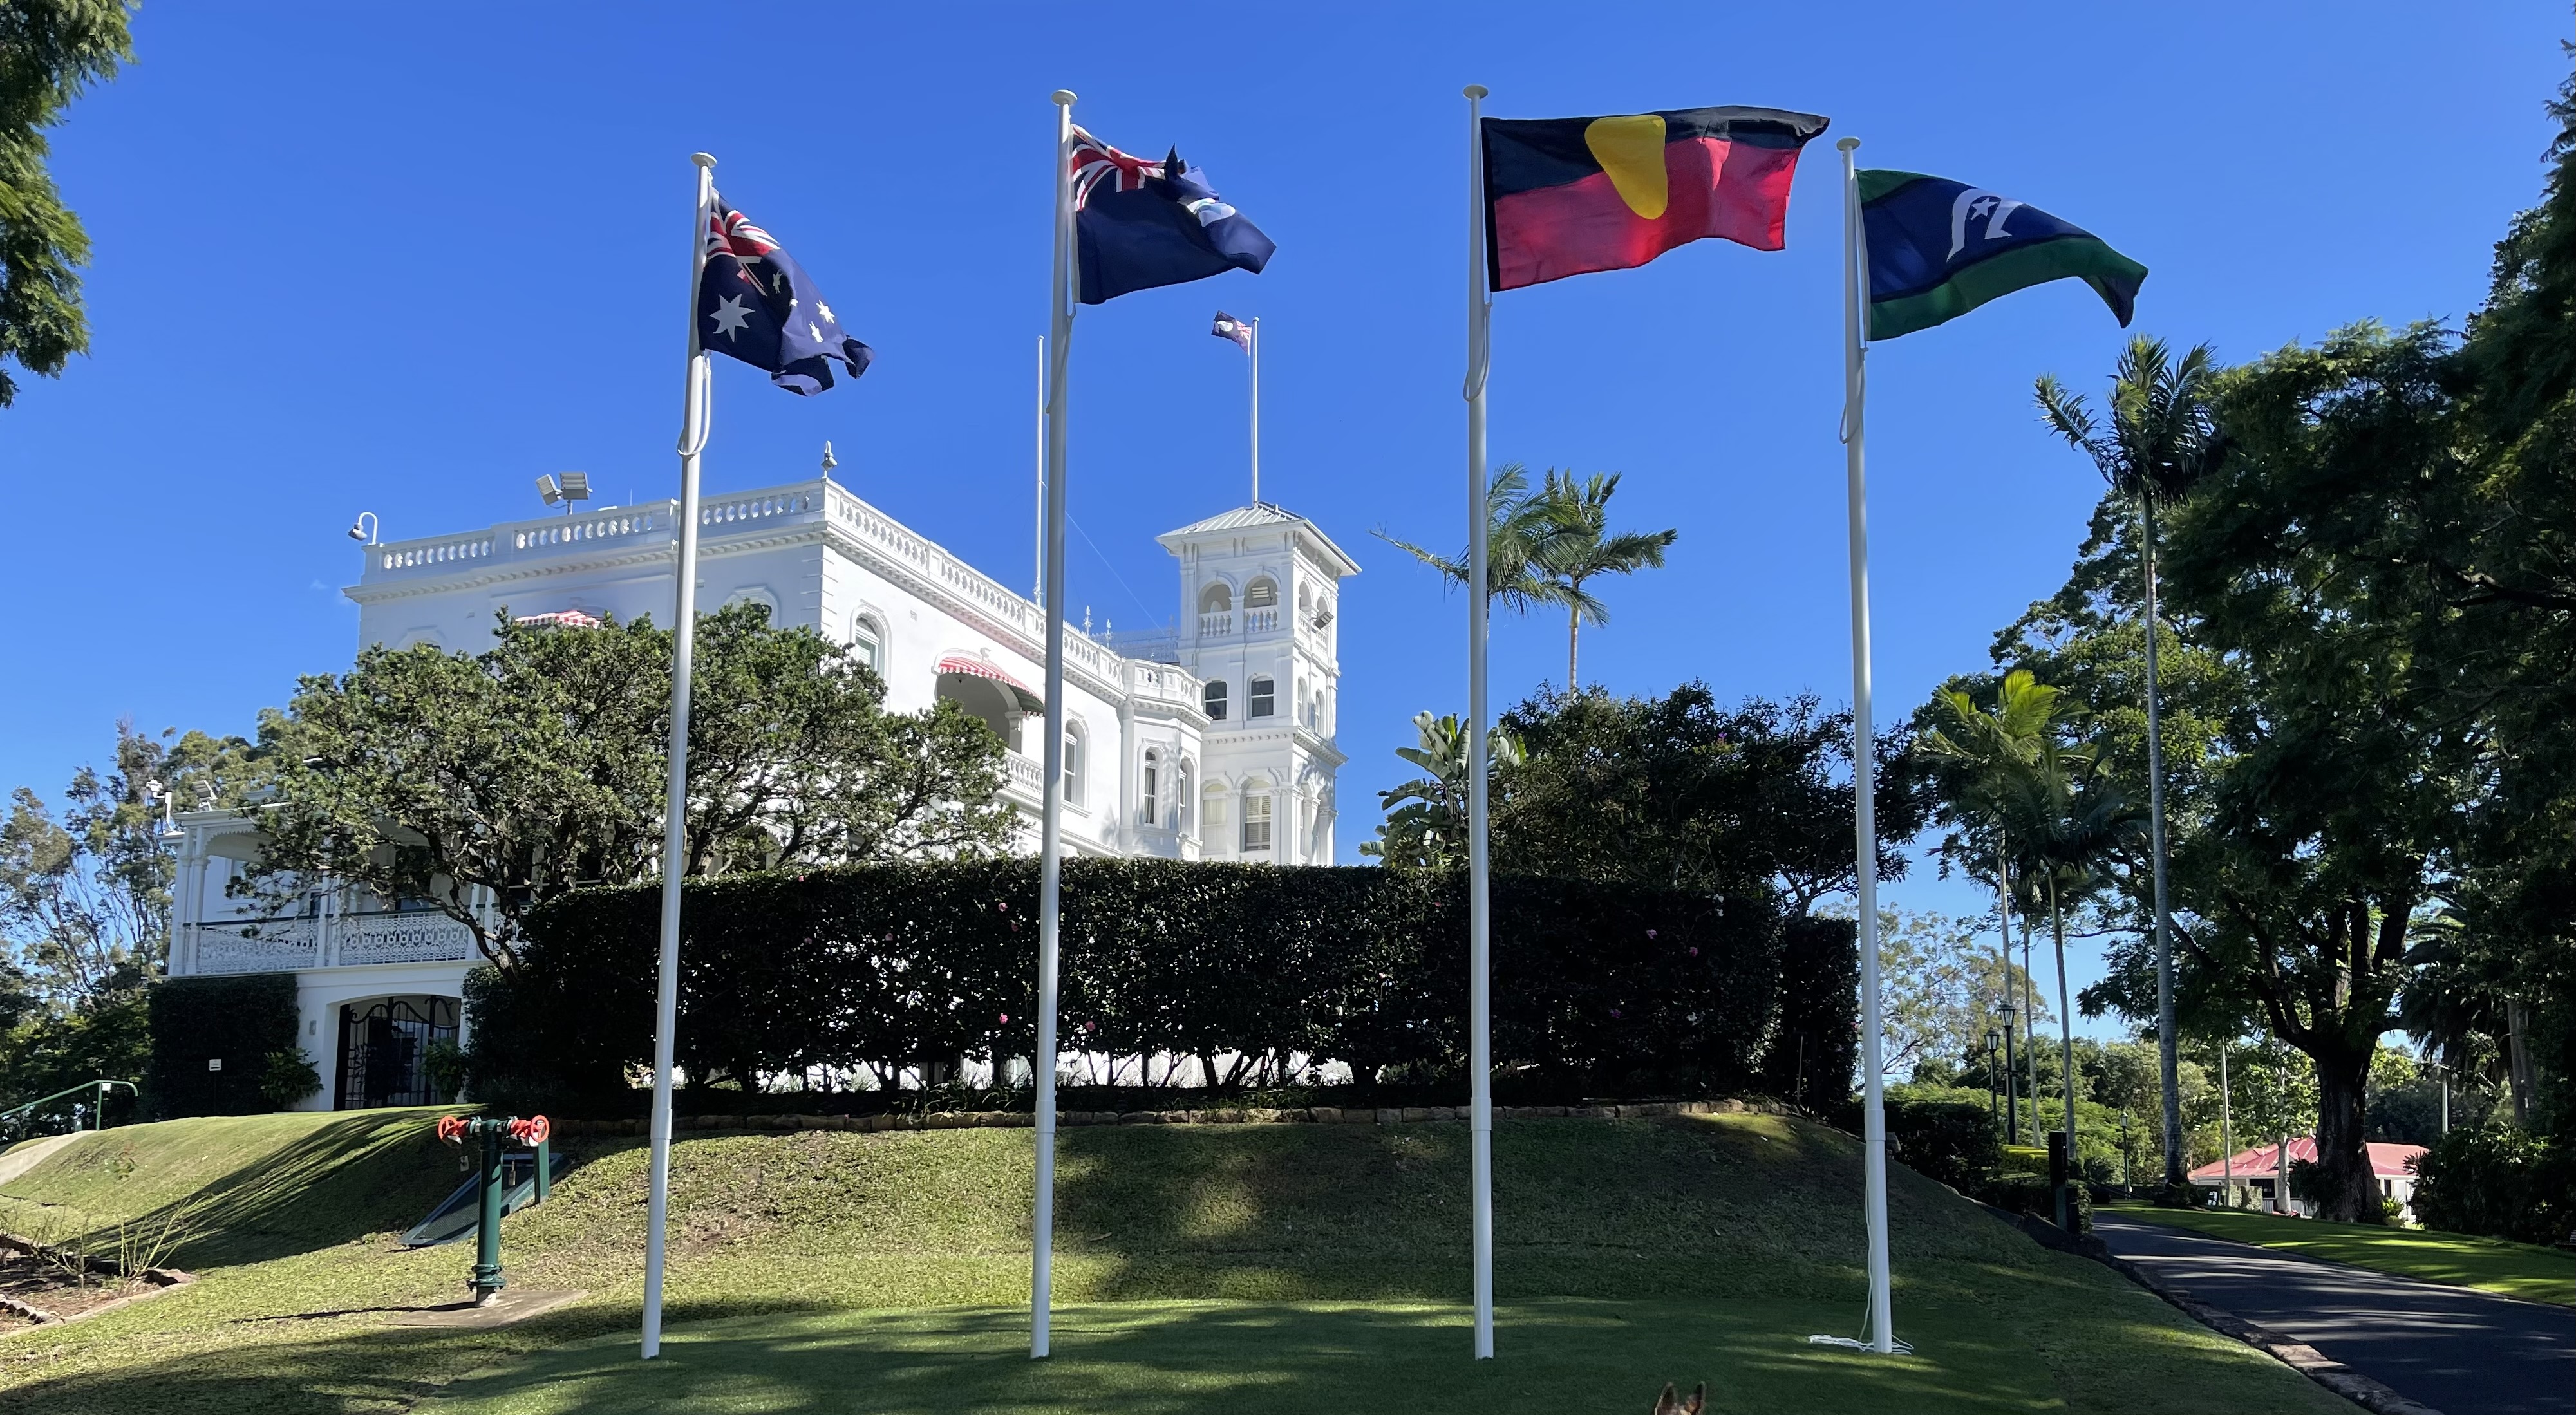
left=1375, top=462, right=1563, bottom=614
left=1359, top=709, right=1525, bottom=870
left=1923, top=669, right=2069, bottom=1145
left=2035, top=334, right=2222, bottom=1195
left=1527, top=470, right=1677, bottom=688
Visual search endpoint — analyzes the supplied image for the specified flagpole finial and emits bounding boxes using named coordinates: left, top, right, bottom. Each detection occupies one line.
left=1052, top=90, right=1077, bottom=106
left=1463, top=84, right=1487, bottom=100
left=691, top=152, right=717, bottom=169
left=1836, top=136, right=1859, bottom=153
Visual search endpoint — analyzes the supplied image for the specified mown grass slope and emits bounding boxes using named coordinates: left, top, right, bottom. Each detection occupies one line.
left=0, top=1111, right=2351, bottom=1414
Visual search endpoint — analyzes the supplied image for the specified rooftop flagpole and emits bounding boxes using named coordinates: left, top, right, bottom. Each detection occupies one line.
left=1462, top=80, right=1496, bottom=1365
left=1035, top=334, right=1047, bottom=602
left=642, top=148, right=719, bottom=1363
left=1248, top=315, right=1261, bottom=505
left=1834, top=135, right=1897, bottom=1356
left=1032, top=88, right=1078, bottom=1362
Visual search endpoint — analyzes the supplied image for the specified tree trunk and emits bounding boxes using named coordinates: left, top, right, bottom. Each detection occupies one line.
left=2310, top=1045, right=2383, bottom=1223
left=2022, top=923, right=2041, bottom=1147
left=1567, top=604, right=1580, bottom=689
left=2052, top=882, right=2077, bottom=1154
left=2141, top=492, right=2184, bottom=1190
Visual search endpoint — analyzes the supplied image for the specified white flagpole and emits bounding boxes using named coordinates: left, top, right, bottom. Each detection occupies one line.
left=1462, top=81, right=1496, bottom=1364
left=1836, top=135, right=1895, bottom=1356
left=1032, top=88, right=1077, bottom=1362
left=1248, top=316, right=1261, bottom=505
left=642, top=148, right=718, bottom=1362
left=1035, top=333, right=1047, bottom=602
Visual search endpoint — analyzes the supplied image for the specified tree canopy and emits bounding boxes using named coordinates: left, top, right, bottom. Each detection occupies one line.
left=0, top=0, right=132, bottom=406
left=243, top=606, right=1016, bottom=969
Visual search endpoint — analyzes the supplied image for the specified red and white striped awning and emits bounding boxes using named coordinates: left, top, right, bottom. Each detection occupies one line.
left=513, top=610, right=603, bottom=629
left=935, top=653, right=1042, bottom=713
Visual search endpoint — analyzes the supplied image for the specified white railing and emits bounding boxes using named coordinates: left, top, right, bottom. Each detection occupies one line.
left=377, top=536, right=493, bottom=572
left=335, top=910, right=477, bottom=967
left=196, top=917, right=321, bottom=975
left=1244, top=608, right=1279, bottom=634
left=1198, top=611, right=1232, bottom=638
left=702, top=489, right=818, bottom=527
left=514, top=509, right=666, bottom=552
left=1004, top=752, right=1044, bottom=793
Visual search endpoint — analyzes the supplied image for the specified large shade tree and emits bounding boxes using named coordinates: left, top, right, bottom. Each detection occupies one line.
left=0, top=0, right=131, bottom=405
left=243, top=606, right=1017, bottom=970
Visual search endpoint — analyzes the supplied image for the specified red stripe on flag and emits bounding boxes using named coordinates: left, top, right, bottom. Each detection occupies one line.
left=1492, top=136, right=1805, bottom=290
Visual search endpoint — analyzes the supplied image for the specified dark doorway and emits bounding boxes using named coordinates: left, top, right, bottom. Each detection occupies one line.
left=334, top=996, right=459, bottom=1109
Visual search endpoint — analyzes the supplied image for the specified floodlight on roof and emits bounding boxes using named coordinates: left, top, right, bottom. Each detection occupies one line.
left=536, top=474, right=563, bottom=507
left=560, top=471, right=592, bottom=501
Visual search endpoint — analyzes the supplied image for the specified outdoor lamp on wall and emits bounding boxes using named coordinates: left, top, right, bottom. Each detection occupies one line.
left=536, top=473, right=592, bottom=513
left=347, top=511, right=379, bottom=544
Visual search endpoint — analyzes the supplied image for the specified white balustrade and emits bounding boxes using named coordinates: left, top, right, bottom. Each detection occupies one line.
left=335, top=910, right=476, bottom=967
left=1198, top=611, right=1233, bottom=637
left=1244, top=608, right=1279, bottom=634
left=195, top=917, right=321, bottom=975
left=377, top=536, right=494, bottom=572
left=514, top=510, right=664, bottom=552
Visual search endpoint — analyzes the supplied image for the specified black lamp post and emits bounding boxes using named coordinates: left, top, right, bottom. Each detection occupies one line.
left=1984, top=1029, right=2004, bottom=1132
left=2000, top=998, right=2022, bottom=1145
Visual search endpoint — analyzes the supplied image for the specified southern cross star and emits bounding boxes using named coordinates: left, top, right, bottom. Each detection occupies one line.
left=816, top=302, right=834, bottom=324
left=708, top=295, right=753, bottom=340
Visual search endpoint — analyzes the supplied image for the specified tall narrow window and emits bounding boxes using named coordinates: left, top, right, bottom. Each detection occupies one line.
left=1203, top=679, right=1228, bottom=720
left=1241, top=783, right=1272, bottom=852
left=1178, top=761, right=1194, bottom=832
left=1141, top=751, right=1160, bottom=827
left=1202, top=781, right=1228, bottom=831
left=1248, top=675, right=1274, bottom=718
left=852, top=615, right=883, bottom=675
left=1064, top=726, right=1086, bottom=806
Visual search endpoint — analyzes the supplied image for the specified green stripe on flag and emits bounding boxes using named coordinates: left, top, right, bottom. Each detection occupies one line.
left=1868, top=236, right=2149, bottom=341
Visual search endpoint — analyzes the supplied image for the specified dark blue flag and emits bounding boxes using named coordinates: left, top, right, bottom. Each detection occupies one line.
left=1070, top=130, right=1274, bottom=305
left=1858, top=171, right=2145, bottom=340
left=697, top=201, right=874, bottom=394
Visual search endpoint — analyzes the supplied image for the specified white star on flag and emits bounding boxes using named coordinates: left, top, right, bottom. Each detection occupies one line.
left=816, top=302, right=834, bottom=324
left=709, top=295, right=753, bottom=340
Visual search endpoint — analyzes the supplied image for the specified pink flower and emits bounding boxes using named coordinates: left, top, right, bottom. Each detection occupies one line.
left=1608, top=1008, right=1623, bottom=1019
left=1646, top=929, right=1659, bottom=939
left=1688, top=946, right=1699, bottom=957
left=999, top=1013, right=1010, bottom=1024
left=996, top=903, right=1008, bottom=913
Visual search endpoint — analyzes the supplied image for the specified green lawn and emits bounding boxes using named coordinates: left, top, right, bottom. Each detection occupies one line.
left=2105, top=1201, right=2576, bottom=1306
left=0, top=1112, right=2356, bottom=1414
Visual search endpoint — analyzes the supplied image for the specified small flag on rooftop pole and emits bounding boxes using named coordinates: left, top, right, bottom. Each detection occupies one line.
left=1211, top=310, right=1253, bottom=350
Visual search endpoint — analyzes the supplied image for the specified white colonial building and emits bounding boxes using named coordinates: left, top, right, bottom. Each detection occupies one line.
left=162, top=473, right=1357, bottom=1110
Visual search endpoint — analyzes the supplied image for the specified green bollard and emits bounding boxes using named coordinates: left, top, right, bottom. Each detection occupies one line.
left=534, top=1133, right=551, bottom=1204
left=471, top=1121, right=507, bottom=1304
left=438, top=1113, right=545, bottom=1306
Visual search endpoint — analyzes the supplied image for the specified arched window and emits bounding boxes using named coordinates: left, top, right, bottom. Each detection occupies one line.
left=1248, top=675, right=1275, bottom=719
left=1141, top=750, right=1160, bottom=827
left=1245, top=577, right=1278, bottom=609
left=1063, top=724, right=1086, bottom=807
left=852, top=614, right=884, bottom=675
left=1203, top=679, right=1228, bottom=720
left=1201, top=780, right=1228, bottom=830
left=1199, top=583, right=1233, bottom=614
left=1240, top=778, right=1273, bottom=853
left=1178, top=760, right=1194, bottom=833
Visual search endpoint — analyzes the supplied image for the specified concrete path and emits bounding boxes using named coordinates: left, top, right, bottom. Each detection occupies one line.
left=0, top=1131, right=87, bottom=1190
left=2094, top=1212, right=2575, bottom=1415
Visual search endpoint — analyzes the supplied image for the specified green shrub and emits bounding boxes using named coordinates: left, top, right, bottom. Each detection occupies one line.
left=1755, top=916, right=1859, bottom=1119
left=467, top=859, right=1811, bottom=1112
left=1884, top=1097, right=2002, bottom=1190
left=2410, top=1125, right=2576, bottom=1244
left=144, top=975, right=301, bottom=1119
left=259, top=1049, right=321, bottom=1109
left=1998, top=1143, right=2049, bottom=1177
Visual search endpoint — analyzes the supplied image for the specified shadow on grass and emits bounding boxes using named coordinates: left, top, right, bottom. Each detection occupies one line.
left=410, top=1298, right=2069, bottom=1415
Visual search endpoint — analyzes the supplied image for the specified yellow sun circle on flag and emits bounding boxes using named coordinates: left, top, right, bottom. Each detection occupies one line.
left=1584, top=115, right=1669, bottom=220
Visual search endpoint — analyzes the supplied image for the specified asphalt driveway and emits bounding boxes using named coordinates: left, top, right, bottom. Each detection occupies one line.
left=2092, top=1212, right=2574, bottom=1415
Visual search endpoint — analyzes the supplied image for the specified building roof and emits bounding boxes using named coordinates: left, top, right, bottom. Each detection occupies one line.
left=2188, top=1136, right=2427, bottom=1182
left=1158, top=502, right=1362, bottom=576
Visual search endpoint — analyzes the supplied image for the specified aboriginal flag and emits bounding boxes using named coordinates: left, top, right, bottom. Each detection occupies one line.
left=1481, top=106, right=1830, bottom=292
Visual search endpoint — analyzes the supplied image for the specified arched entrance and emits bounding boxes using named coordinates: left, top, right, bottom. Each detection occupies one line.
left=334, top=995, right=460, bottom=1109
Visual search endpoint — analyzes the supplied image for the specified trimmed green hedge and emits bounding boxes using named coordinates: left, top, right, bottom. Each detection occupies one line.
left=1757, top=915, right=1860, bottom=1118
left=468, top=860, right=1837, bottom=1112
left=144, top=973, right=301, bottom=1119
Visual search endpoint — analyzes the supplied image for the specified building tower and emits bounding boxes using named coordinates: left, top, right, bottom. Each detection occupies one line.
left=1158, top=505, right=1359, bottom=865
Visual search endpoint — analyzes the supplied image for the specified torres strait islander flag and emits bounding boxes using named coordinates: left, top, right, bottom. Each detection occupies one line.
left=1481, top=106, right=1830, bottom=290
left=1858, top=171, right=2147, bottom=339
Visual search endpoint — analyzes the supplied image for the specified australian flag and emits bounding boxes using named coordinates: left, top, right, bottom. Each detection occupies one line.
left=697, top=201, right=874, bottom=394
left=1071, top=130, right=1274, bottom=305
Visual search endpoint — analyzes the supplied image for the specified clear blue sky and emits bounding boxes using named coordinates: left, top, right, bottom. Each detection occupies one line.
left=6, top=5, right=2567, bottom=1037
